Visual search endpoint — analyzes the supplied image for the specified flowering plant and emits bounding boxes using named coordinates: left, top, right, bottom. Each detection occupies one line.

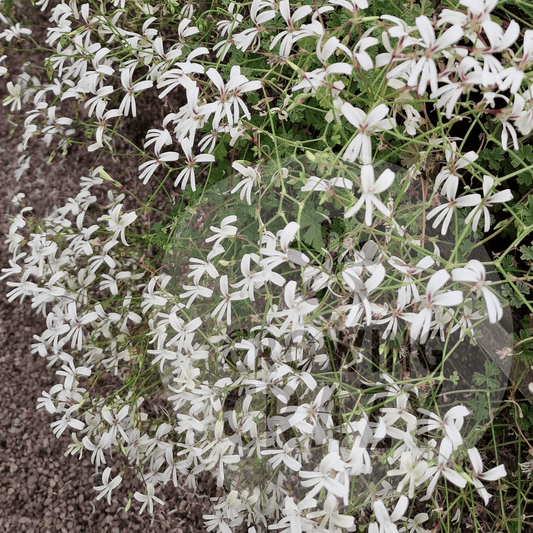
left=2, top=0, right=533, bottom=531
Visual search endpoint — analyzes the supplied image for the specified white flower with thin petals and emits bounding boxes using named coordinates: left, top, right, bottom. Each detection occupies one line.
left=301, top=176, right=353, bottom=193
left=497, top=94, right=525, bottom=151
left=408, top=16, right=464, bottom=95
left=417, top=406, right=470, bottom=449
left=139, top=150, right=180, bottom=184
left=426, top=175, right=481, bottom=236
left=499, top=30, right=533, bottom=94
left=299, top=452, right=347, bottom=499
left=188, top=257, right=219, bottom=285
left=329, top=0, right=368, bottom=13
left=262, top=438, right=302, bottom=471
left=344, top=164, right=395, bottom=225
left=260, top=221, right=309, bottom=270
left=373, top=495, right=409, bottom=533
left=107, top=204, right=137, bottom=246
left=94, top=467, right=122, bottom=505
left=399, top=513, right=430, bottom=533
left=231, top=162, right=262, bottom=205
left=451, top=259, right=503, bottom=323
left=206, top=66, right=261, bottom=128
left=118, top=67, right=153, bottom=117
left=434, top=142, right=478, bottom=193
left=270, top=0, right=313, bottom=57
left=468, top=447, right=507, bottom=505
left=388, top=255, right=434, bottom=304
left=306, top=493, right=355, bottom=530
left=420, top=438, right=467, bottom=501
left=387, top=451, right=428, bottom=498
left=211, top=275, right=245, bottom=324
left=174, top=136, right=215, bottom=191
left=3, top=82, right=23, bottom=111
left=338, top=34, right=378, bottom=71
left=341, top=103, right=396, bottom=164
left=403, top=270, right=463, bottom=344
left=134, top=483, right=164, bottom=515
left=465, top=175, right=513, bottom=233
left=206, top=215, right=238, bottom=248
left=275, top=280, right=319, bottom=335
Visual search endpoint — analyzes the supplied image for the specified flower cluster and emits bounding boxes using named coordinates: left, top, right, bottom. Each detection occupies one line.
left=2, top=0, right=525, bottom=530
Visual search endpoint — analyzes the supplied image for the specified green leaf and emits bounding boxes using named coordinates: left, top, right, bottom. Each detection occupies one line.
left=467, top=395, right=491, bottom=423
left=150, top=222, right=168, bottom=248
left=473, top=361, right=500, bottom=390
left=520, top=245, right=533, bottom=264
left=510, top=144, right=533, bottom=168
left=299, top=208, right=328, bottom=251
left=516, top=168, right=533, bottom=190
left=478, top=147, right=505, bottom=172
left=502, top=279, right=531, bottom=308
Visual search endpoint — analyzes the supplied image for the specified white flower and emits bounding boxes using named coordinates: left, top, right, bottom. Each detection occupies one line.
left=56, top=359, right=91, bottom=390
left=338, top=34, right=378, bottom=70
left=388, top=255, right=434, bottom=304
left=83, top=432, right=111, bottom=468
left=107, top=203, right=138, bottom=246
left=0, top=23, right=32, bottom=42
left=329, top=0, right=368, bottom=13
left=230, top=253, right=267, bottom=301
left=465, top=175, right=513, bottom=233
left=276, top=280, right=319, bottom=334
left=434, top=142, right=478, bottom=193
left=3, top=82, right=22, bottom=111
left=101, top=404, right=130, bottom=445
left=306, top=493, right=355, bottom=530
left=206, top=66, right=261, bottom=128
left=261, top=439, right=302, bottom=471
left=138, top=150, right=180, bottom=185
left=499, top=29, right=533, bottom=93
left=300, top=175, right=353, bottom=193
left=174, top=136, right=215, bottom=191
left=51, top=406, right=85, bottom=439
left=64, top=302, right=99, bottom=351
left=408, top=16, right=463, bottom=95
left=94, top=467, right=122, bottom=505
left=299, top=452, right=348, bottom=499
left=403, top=270, right=463, bottom=344
left=344, top=164, right=395, bottom=225
left=417, top=406, right=470, bottom=449
left=468, top=447, right=507, bottom=505
left=419, top=438, right=467, bottom=501
left=118, top=67, right=153, bottom=117
left=270, top=0, right=313, bottom=57
left=451, top=259, right=503, bottom=323
left=206, top=215, right=238, bottom=248
left=211, top=275, right=245, bottom=324
left=387, top=451, right=428, bottom=498
left=399, top=513, right=430, bottom=533
left=180, top=284, right=213, bottom=308
left=88, top=108, right=122, bottom=153
left=188, top=257, right=219, bottom=285
left=134, top=482, right=164, bottom=515
left=426, top=175, right=481, bottom=236
left=341, top=103, right=396, bottom=164
left=497, top=94, right=525, bottom=151
left=259, top=221, right=309, bottom=270
left=231, top=162, right=261, bottom=205
left=373, top=496, right=409, bottom=533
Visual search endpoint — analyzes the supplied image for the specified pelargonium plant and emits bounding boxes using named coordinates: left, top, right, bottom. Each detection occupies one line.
left=2, top=0, right=532, bottom=530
